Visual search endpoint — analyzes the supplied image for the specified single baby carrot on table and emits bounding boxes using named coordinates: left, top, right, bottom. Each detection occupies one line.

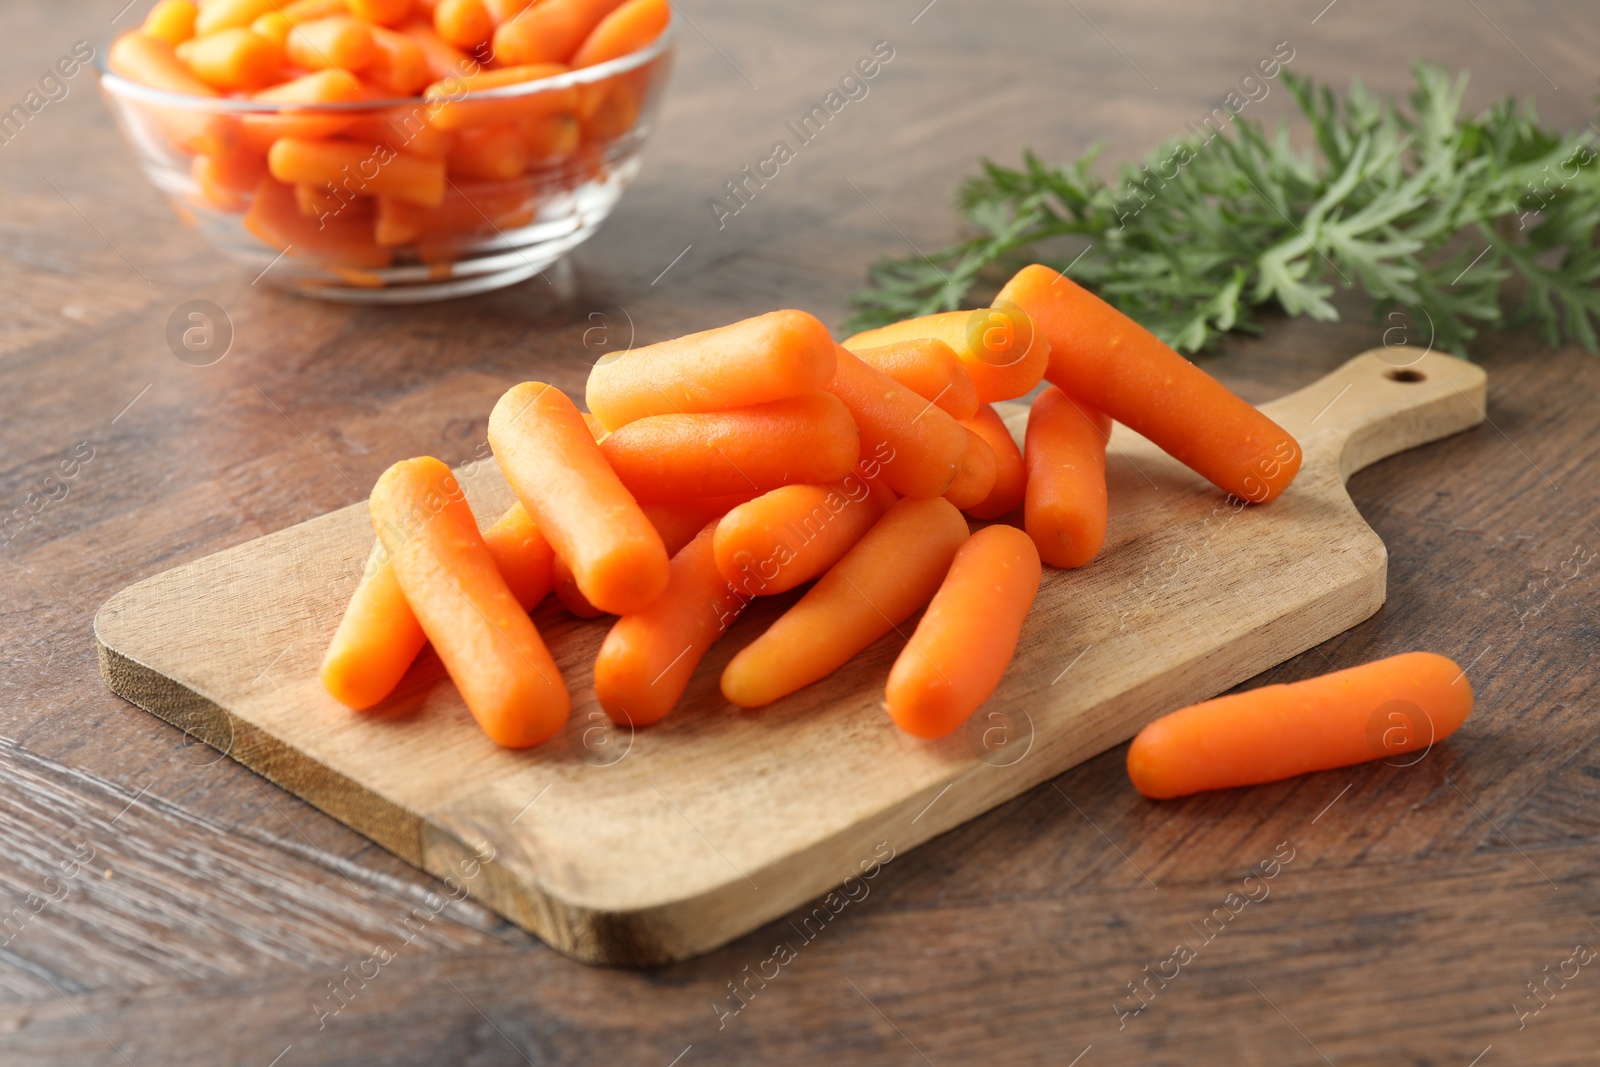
left=586, top=309, right=837, bottom=431
left=488, top=381, right=669, bottom=614
left=713, top=463, right=896, bottom=597
left=370, top=456, right=568, bottom=747
left=722, top=496, right=969, bottom=708
left=1025, top=385, right=1112, bottom=569
left=997, top=264, right=1302, bottom=503
left=827, top=345, right=969, bottom=499
left=961, top=403, right=1026, bottom=520
left=847, top=339, right=980, bottom=422
left=594, top=521, right=748, bottom=726
left=844, top=305, right=1050, bottom=404
left=1127, top=652, right=1474, bottom=799
left=598, top=392, right=859, bottom=502
left=885, top=523, right=1042, bottom=739
left=943, top=428, right=997, bottom=512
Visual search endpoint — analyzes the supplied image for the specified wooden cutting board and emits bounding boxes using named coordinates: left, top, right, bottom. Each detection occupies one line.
left=95, top=347, right=1485, bottom=966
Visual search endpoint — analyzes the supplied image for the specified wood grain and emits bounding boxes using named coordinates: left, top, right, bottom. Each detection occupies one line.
left=4, top=0, right=1599, bottom=1062
left=94, top=349, right=1485, bottom=964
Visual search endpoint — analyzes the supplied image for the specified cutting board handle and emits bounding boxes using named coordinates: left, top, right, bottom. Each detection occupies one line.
left=1266, top=347, right=1488, bottom=484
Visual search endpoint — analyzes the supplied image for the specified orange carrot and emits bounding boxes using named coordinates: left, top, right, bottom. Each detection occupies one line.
left=244, top=176, right=394, bottom=267
left=844, top=304, right=1049, bottom=404
left=961, top=403, right=1026, bottom=521
left=713, top=463, right=896, bottom=598
left=885, top=523, right=1041, bottom=739
left=493, top=0, right=628, bottom=65
left=579, top=78, right=638, bottom=142
left=422, top=64, right=577, bottom=130
left=365, top=26, right=432, bottom=94
left=192, top=148, right=268, bottom=211
left=522, top=112, right=579, bottom=159
left=241, top=69, right=366, bottom=147
left=1024, top=385, right=1111, bottom=569
left=1127, top=652, right=1474, bottom=798
left=402, top=17, right=472, bottom=79
left=488, top=381, right=669, bottom=614
left=483, top=0, right=532, bottom=22
left=595, top=521, right=748, bottom=726
left=268, top=138, right=446, bottom=207
left=552, top=553, right=605, bottom=618
left=182, top=27, right=283, bottom=91
left=997, top=264, right=1302, bottom=503
left=827, top=345, right=969, bottom=499
left=847, top=339, right=979, bottom=421
left=195, top=0, right=278, bottom=36
left=143, top=0, right=199, bottom=45
left=447, top=123, right=527, bottom=178
left=109, top=32, right=219, bottom=96
left=321, top=542, right=429, bottom=710
left=433, top=0, right=493, bottom=47
left=251, top=11, right=295, bottom=48
left=286, top=16, right=378, bottom=70
left=598, top=393, right=859, bottom=503
left=570, top=0, right=669, bottom=67
left=644, top=495, right=751, bottom=556
left=281, top=0, right=355, bottom=23
left=370, top=456, right=568, bottom=747
left=482, top=501, right=555, bottom=609
left=943, top=428, right=997, bottom=512
left=721, top=497, right=969, bottom=708
left=585, top=310, right=836, bottom=431
left=349, top=0, right=414, bottom=25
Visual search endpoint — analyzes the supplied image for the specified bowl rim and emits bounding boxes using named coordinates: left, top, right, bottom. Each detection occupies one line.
left=96, top=10, right=677, bottom=113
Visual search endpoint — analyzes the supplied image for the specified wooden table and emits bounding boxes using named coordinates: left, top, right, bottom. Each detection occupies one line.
left=3, top=2, right=1597, bottom=1063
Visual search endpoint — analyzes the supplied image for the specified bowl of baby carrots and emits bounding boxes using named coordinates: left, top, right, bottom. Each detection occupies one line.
left=98, top=0, right=675, bottom=301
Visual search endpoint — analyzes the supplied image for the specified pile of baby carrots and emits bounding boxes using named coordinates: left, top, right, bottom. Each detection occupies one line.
left=107, top=0, right=671, bottom=270
left=322, top=263, right=1318, bottom=749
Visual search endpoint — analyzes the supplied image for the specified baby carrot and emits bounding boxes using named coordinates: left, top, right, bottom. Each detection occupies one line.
left=961, top=403, right=1026, bottom=521
left=281, top=0, right=355, bottom=22
left=251, top=11, right=295, bottom=48
left=595, top=521, right=748, bottom=726
left=143, top=0, right=198, bottom=45
left=943, top=428, right=997, bottom=512
left=827, top=345, right=969, bottom=499
left=403, top=18, right=472, bottom=79
left=482, top=501, right=555, bottom=609
left=847, top=339, right=980, bottom=422
left=570, top=0, right=669, bottom=67
left=321, top=542, right=429, bottom=710
left=182, top=27, right=283, bottom=91
left=195, top=0, right=277, bottom=36
left=192, top=148, right=268, bottom=211
left=997, top=264, right=1302, bottom=503
left=242, top=69, right=366, bottom=147
left=493, top=0, right=628, bottom=65
left=1025, top=385, right=1111, bottom=569
left=1127, top=652, right=1474, bottom=798
left=268, top=139, right=446, bottom=207
left=713, top=465, right=896, bottom=598
left=885, top=524, right=1041, bottom=739
left=245, top=176, right=394, bottom=267
left=483, top=0, right=533, bottom=22
left=721, top=497, right=969, bottom=708
left=287, top=16, right=378, bottom=70
left=488, top=381, right=669, bottom=614
left=644, top=495, right=752, bottom=556
left=844, top=305, right=1050, bottom=404
left=447, top=123, right=527, bottom=179
left=423, top=64, right=577, bottom=130
left=371, top=456, right=568, bottom=747
left=552, top=553, right=605, bottom=618
left=598, top=393, right=859, bottom=503
left=433, top=0, right=493, bottom=48
left=109, top=32, right=219, bottom=96
left=522, top=112, right=580, bottom=160
left=349, top=0, right=415, bottom=26
left=365, top=26, right=432, bottom=94
left=586, top=309, right=836, bottom=431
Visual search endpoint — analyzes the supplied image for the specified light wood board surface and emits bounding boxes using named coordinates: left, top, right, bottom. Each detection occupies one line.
left=94, top=347, right=1486, bottom=965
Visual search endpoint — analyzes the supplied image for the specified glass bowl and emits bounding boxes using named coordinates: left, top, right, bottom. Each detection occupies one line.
left=97, top=17, right=675, bottom=303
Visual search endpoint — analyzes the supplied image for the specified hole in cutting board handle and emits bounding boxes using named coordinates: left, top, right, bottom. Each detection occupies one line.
left=1386, top=368, right=1426, bottom=383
